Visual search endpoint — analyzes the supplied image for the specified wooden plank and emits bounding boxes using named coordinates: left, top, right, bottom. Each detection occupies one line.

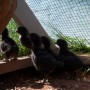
left=79, top=54, right=90, bottom=65
left=0, top=56, right=33, bottom=75
left=0, top=54, right=90, bottom=75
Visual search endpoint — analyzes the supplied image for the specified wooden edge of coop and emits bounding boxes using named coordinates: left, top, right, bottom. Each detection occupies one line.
left=0, top=56, right=33, bottom=75
left=0, top=55, right=90, bottom=75
left=78, top=54, right=90, bottom=65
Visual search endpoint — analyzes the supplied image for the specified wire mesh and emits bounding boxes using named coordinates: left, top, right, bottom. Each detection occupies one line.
left=25, top=0, right=90, bottom=45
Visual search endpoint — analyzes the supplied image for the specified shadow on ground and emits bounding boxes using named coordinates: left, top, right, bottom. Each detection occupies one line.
left=0, top=66, right=90, bottom=90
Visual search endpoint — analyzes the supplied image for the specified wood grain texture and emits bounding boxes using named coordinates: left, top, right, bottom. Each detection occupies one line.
left=0, top=0, right=17, bottom=33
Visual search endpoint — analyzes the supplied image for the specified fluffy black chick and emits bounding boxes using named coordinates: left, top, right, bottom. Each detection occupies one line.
left=30, top=33, right=61, bottom=84
left=56, top=39, right=86, bottom=79
left=41, top=36, right=63, bottom=61
left=41, top=36, right=52, bottom=53
left=16, top=26, right=32, bottom=49
left=41, top=36, right=60, bottom=54
left=41, top=36, right=64, bottom=74
left=1, top=28, right=19, bottom=62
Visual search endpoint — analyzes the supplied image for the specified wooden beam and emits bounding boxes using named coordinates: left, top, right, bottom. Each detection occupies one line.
left=0, top=54, right=90, bottom=75
left=0, top=0, right=17, bottom=33
left=0, top=56, right=33, bottom=75
left=14, top=0, right=48, bottom=36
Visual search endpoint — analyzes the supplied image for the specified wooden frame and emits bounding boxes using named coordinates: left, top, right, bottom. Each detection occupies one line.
left=0, top=56, right=33, bottom=75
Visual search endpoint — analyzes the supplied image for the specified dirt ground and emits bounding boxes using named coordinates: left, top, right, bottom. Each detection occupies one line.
left=0, top=66, right=90, bottom=90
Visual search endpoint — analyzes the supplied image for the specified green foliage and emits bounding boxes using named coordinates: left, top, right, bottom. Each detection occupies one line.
left=50, top=24, right=90, bottom=53
left=0, top=19, right=30, bottom=60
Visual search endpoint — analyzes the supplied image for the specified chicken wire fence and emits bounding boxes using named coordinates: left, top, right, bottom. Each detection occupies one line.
left=25, top=0, right=90, bottom=46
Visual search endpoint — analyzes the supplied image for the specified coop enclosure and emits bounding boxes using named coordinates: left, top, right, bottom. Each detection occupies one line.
left=24, top=0, right=90, bottom=46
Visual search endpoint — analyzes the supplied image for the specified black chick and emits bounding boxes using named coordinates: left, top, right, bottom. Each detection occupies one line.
left=41, top=36, right=52, bottom=53
left=41, top=36, right=64, bottom=75
left=16, top=26, right=32, bottom=49
left=30, top=33, right=61, bottom=84
left=41, top=36, right=58, bottom=58
left=1, top=28, right=19, bottom=62
left=41, top=36, right=60, bottom=55
left=56, top=39, right=86, bottom=79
